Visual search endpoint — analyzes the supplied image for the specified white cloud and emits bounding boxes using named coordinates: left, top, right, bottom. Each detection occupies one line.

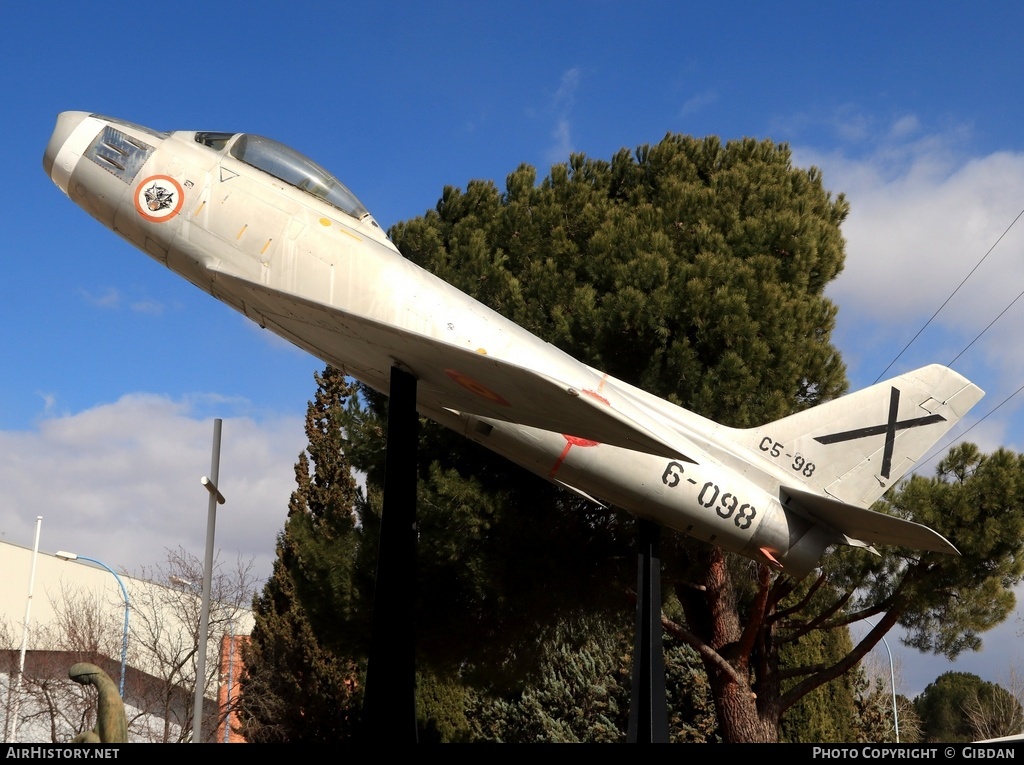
left=554, top=67, right=580, bottom=106
left=0, top=395, right=305, bottom=586
left=793, top=120, right=1024, bottom=402
left=545, top=67, right=581, bottom=164
left=78, top=287, right=121, bottom=309
left=36, top=392, right=57, bottom=417
left=129, top=298, right=166, bottom=315
left=888, top=114, right=920, bottom=140
left=828, top=104, right=874, bottom=144
left=679, top=90, right=718, bottom=117
left=549, top=118, right=573, bottom=165
left=77, top=286, right=171, bottom=316
left=831, top=149, right=1024, bottom=322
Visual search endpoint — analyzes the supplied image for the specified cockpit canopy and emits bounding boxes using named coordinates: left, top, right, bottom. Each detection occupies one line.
left=196, top=131, right=369, bottom=220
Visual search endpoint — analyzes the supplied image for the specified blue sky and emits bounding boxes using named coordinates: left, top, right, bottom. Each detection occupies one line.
left=3, top=1, right=1024, bottom=699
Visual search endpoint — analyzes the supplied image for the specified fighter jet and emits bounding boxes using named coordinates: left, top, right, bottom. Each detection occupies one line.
left=43, top=112, right=984, bottom=578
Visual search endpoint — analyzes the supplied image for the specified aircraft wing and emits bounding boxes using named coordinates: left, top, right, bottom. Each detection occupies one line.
left=209, top=270, right=702, bottom=461
left=782, top=484, right=959, bottom=555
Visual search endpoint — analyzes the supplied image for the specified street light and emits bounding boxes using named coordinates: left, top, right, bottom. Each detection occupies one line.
left=864, top=617, right=900, bottom=744
left=55, top=551, right=130, bottom=698
left=192, top=418, right=226, bottom=744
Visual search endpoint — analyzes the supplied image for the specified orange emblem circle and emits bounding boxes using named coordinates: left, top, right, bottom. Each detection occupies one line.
left=134, top=175, right=185, bottom=223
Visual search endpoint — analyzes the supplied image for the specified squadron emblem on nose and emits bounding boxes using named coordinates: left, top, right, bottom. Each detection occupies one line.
left=135, top=175, right=184, bottom=222
left=145, top=184, right=174, bottom=212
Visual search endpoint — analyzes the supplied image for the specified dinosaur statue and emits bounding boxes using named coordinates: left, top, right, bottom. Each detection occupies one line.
left=68, top=663, right=127, bottom=743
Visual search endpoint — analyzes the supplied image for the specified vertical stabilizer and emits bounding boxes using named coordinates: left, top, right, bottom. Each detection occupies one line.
left=737, top=365, right=983, bottom=507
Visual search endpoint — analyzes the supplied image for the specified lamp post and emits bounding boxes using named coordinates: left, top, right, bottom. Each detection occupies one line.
left=864, top=617, right=900, bottom=743
left=55, top=551, right=130, bottom=698
left=8, top=516, right=43, bottom=742
left=192, top=418, right=226, bottom=744
left=879, top=632, right=900, bottom=743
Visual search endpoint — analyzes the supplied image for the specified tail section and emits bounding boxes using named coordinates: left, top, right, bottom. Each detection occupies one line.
left=740, top=364, right=984, bottom=508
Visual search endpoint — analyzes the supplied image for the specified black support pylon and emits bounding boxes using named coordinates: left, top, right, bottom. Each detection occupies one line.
left=627, top=518, right=669, bottom=743
left=363, top=366, right=419, bottom=742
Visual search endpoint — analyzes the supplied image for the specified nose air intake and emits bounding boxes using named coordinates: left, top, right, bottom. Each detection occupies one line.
left=43, top=111, right=94, bottom=194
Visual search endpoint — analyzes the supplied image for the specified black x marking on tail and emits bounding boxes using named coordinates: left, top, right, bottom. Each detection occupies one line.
left=813, top=387, right=946, bottom=478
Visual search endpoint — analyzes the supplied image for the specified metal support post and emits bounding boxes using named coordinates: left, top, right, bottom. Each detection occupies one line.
left=627, top=518, right=669, bottom=743
left=363, top=366, right=418, bottom=742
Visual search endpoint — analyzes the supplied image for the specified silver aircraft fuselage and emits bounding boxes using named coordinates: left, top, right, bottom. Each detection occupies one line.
left=44, top=112, right=983, bottom=578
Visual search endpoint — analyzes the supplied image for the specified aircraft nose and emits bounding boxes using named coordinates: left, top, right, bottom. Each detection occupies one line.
left=43, top=111, right=97, bottom=195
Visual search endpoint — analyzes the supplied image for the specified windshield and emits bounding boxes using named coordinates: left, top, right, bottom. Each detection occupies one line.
left=229, top=134, right=368, bottom=219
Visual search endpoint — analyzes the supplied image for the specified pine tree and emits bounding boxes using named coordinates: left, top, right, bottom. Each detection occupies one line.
left=342, top=134, right=858, bottom=740
left=239, top=367, right=368, bottom=741
left=244, top=133, right=1024, bottom=742
left=363, top=134, right=1024, bottom=742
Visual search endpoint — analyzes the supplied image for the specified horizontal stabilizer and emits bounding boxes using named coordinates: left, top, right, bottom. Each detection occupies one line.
left=782, top=484, right=959, bottom=556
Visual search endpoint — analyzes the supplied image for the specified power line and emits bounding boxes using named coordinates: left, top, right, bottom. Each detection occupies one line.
left=871, top=204, right=1024, bottom=472
left=873, top=206, right=1024, bottom=383
left=948, top=289, right=1024, bottom=366
left=919, top=376, right=1024, bottom=470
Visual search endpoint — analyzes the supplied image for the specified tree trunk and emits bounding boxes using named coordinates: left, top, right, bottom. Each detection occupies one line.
left=709, top=675, right=779, bottom=743
left=683, top=547, right=782, bottom=743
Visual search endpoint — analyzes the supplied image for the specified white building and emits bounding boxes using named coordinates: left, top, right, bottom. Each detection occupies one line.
left=1, top=539, right=253, bottom=743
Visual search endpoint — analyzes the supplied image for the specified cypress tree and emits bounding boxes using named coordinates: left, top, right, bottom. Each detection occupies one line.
left=239, top=367, right=367, bottom=741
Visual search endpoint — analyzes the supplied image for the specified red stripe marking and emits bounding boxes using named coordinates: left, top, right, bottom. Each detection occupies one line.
left=548, top=434, right=601, bottom=478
